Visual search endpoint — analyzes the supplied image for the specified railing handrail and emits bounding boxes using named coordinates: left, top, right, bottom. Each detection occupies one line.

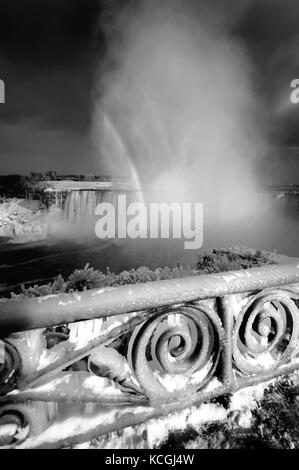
left=0, top=262, right=299, bottom=337
left=1, top=261, right=299, bottom=448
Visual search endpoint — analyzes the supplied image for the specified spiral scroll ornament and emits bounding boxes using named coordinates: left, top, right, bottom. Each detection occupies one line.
left=127, top=306, right=223, bottom=401
left=233, top=289, right=299, bottom=375
left=0, top=401, right=57, bottom=447
left=0, top=341, right=21, bottom=396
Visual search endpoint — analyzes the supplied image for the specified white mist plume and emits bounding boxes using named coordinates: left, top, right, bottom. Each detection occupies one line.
left=92, top=0, right=268, bottom=222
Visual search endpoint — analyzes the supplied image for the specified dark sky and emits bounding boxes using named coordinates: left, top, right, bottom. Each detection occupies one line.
left=0, top=0, right=298, bottom=174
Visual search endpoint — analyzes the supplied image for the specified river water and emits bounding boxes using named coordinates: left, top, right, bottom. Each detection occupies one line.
left=0, top=196, right=298, bottom=296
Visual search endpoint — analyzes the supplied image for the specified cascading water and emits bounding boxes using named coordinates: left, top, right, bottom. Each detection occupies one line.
left=64, top=190, right=100, bottom=223
left=63, top=190, right=140, bottom=224
left=64, top=191, right=82, bottom=223
left=52, top=192, right=65, bottom=210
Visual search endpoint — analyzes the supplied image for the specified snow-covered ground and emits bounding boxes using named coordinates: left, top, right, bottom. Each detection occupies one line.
left=0, top=198, right=49, bottom=243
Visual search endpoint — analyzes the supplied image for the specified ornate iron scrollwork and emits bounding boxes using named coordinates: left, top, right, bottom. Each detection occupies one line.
left=233, top=288, right=299, bottom=375
left=0, top=401, right=57, bottom=446
left=0, top=340, right=21, bottom=396
left=1, top=262, right=299, bottom=448
left=127, top=305, right=224, bottom=402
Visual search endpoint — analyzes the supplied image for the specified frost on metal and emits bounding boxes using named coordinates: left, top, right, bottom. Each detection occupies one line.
left=0, top=263, right=299, bottom=448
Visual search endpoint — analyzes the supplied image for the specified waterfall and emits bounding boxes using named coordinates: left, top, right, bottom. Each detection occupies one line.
left=62, top=189, right=143, bottom=223
left=64, top=191, right=81, bottom=223
left=64, top=191, right=96, bottom=223
left=63, top=190, right=134, bottom=223
left=53, top=192, right=64, bottom=210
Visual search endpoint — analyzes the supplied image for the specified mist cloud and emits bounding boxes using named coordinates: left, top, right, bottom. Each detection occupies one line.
left=92, top=0, right=269, bottom=222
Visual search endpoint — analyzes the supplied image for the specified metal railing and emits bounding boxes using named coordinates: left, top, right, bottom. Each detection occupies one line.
left=0, top=262, right=299, bottom=448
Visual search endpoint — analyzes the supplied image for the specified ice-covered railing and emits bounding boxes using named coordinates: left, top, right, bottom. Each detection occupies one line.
left=0, top=262, right=299, bottom=448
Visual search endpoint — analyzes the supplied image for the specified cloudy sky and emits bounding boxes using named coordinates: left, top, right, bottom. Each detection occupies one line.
left=0, top=0, right=298, bottom=174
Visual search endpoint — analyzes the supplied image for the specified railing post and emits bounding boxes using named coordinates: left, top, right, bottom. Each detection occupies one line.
left=217, top=296, right=234, bottom=387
